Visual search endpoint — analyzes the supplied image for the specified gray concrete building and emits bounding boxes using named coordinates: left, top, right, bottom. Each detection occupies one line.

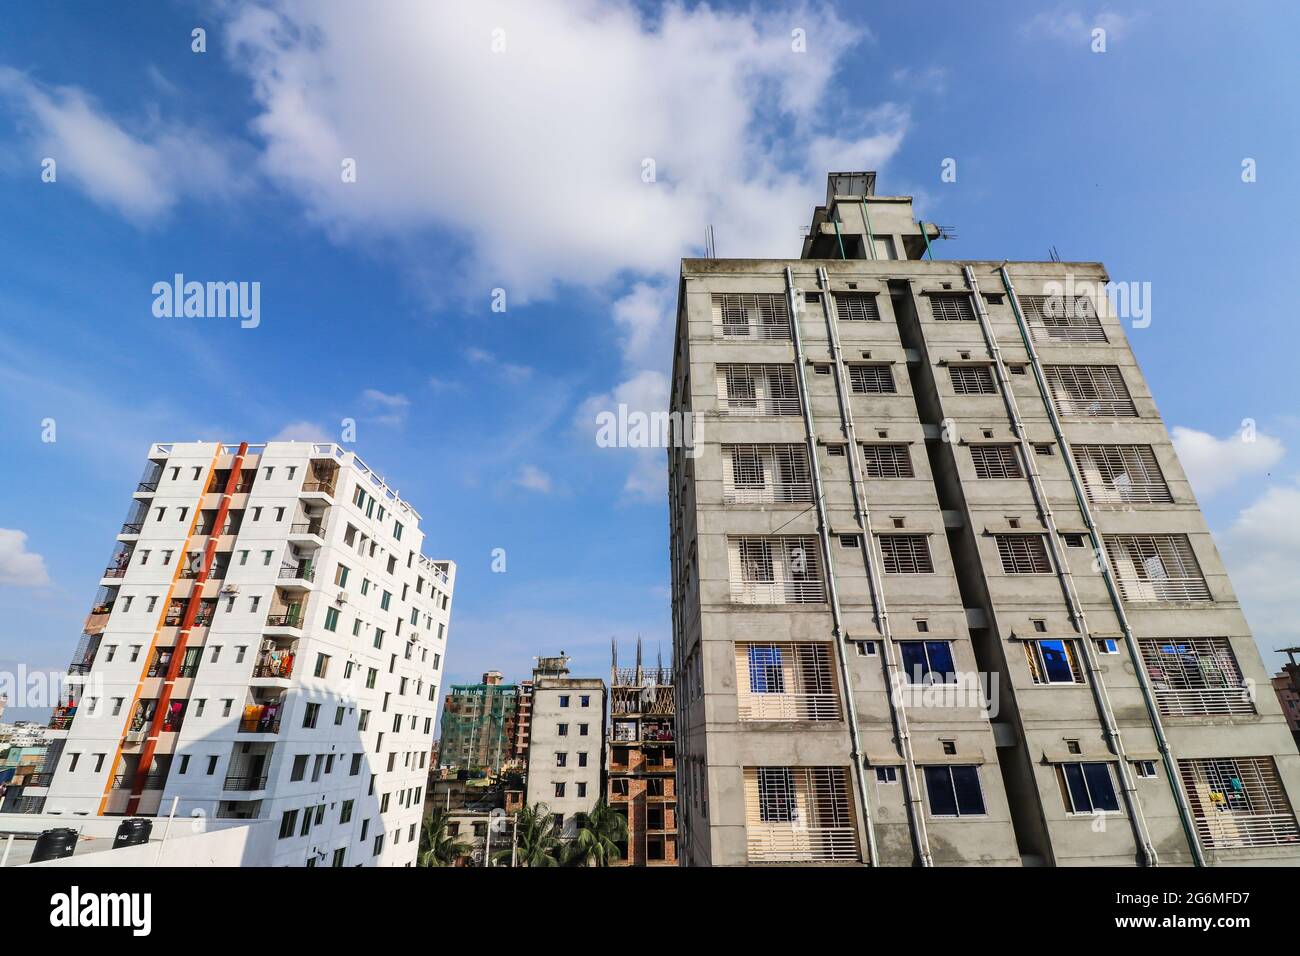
left=523, top=655, right=606, bottom=838
left=668, top=172, right=1300, bottom=867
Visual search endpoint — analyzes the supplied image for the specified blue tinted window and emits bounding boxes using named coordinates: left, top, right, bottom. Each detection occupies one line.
left=924, top=766, right=958, bottom=816
left=900, top=641, right=957, bottom=684
left=1039, top=640, right=1075, bottom=683
left=1083, top=763, right=1119, bottom=812
left=748, top=645, right=785, bottom=694
left=951, top=766, right=985, bottom=815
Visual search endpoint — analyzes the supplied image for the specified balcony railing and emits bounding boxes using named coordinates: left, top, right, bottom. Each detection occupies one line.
left=252, top=653, right=295, bottom=679
left=301, top=480, right=336, bottom=496
left=730, top=580, right=826, bottom=605
left=278, top=565, right=316, bottom=582
left=49, top=709, right=76, bottom=730
left=103, top=566, right=129, bottom=578
left=1154, top=686, right=1255, bottom=717
left=1193, top=813, right=1300, bottom=849
left=136, top=480, right=159, bottom=493
left=738, top=691, right=841, bottom=721
left=111, top=771, right=168, bottom=791
left=746, top=826, right=859, bottom=863
left=120, top=521, right=144, bottom=534
left=223, top=773, right=269, bottom=791
left=290, top=522, right=325, bottom=537
left=265, top=612, right=303, bottom=630
left=239, top=716, right=282, bottom=734
left=23, top=772, right=54, bottom=787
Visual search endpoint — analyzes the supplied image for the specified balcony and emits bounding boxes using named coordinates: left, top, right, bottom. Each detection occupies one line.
left=223, top=773, right=269, bottom=792
left=136, top=479, right=159, bottom=493
left=265, top=611, right=303, bottom=630
left=278, top=564, right=316, bottom=586
left=252, top=646, right=296, bottom=680
left=23, top=772, right=54, bottom=788
left=238, top=713, right=282, bottom=735
left=49, top=705, right=76, bottom=731
left=120, top=521, right=144, bottom=535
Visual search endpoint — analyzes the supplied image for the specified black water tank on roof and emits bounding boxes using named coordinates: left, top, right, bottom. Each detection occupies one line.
left=30, top=827, right=78, bottom=862
left=113, top=817, right=153, bottom=849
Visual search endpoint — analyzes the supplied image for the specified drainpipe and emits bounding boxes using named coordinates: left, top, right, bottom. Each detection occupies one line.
left=963, top=267, right=1156, bottom=866
left=859, top=200, right=878, bottom=261
left=785, top=267, right=879, bottom=866
left=996, top=264, right=1206, bottom=867
left=817, top=267, right=933, bottom=866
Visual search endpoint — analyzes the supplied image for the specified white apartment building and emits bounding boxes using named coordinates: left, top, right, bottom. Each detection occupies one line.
left=17, top=441, right=455, bottom=867
left=524, top=657, right=606, bottom=838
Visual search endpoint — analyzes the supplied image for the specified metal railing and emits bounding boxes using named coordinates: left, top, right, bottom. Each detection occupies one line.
left=265, top=613, right=303, bottom=629
left=1155, top=687, right=1255, bottom=717
left=278, top=565, right=316, bottom=582
left=290, top=522, right=325, bottom=537
left=301, top=480, right=336, bottom=496
left=223, top=773, right=269, bottom=791
left=238, top=717, right=282, bottom=734
left=712, top=293, right=792, bottom=340
left=120, top=522, right=144, bottom=534
left=746, top=826, right=859, bottom=863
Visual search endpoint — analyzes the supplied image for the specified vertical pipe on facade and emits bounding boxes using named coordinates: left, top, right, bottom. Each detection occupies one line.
left=784, top=267, right=879, bottom=867
left=818, top=266, right=933, bottom=867
left=860, top=199, right=879, bottom=261
left=964, top=267, right=1156, bottom=866
left=996, top=265, right=1206, bottom=867
left=127, top=441, right=250, bottom=812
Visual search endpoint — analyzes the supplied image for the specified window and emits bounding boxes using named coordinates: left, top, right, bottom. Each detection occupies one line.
left=559, top=695, right=570, bottom=707
left=1179, top=757, right=1299, bottom=847
left=577, top=782, right=587, bottom=798
left=1044, top=365, right=1136, bottom=417
left=314, top=653, right=330, bottom=678
left=899, top=641, right=957, bottom=684
left=861, top=443, right=913, bottom=478
left=996, top=535, right=1052, bottom=574
left=1074, top=445, right=1172, bottom=504
left=556, top=752, right=568, bottom=767
left=723, top=443, right=812, bottom=504
left=923, top=765, right=985, bottom=816
left=878, top=535, right=933, bottom=574
left=970, top=444, right=1022, bottom=479
left=303, top=703, right=320, bottom=728
left=1058, top=762, right=1120, bottom=813
left=1104, top=534, right=1210, bottom=602
left=834, top=292, right=881, bottom=322
left=711, top=292, right=791, bottom=340
left=554, top=782, right=566, bottom=799
left=1137, top=638, right=1252, bottom=716
left=717, top=364, right=800, bottom=416
left=875, top=767, right=898, bottom=784
left=557, top=723, right=568, bottom=736
left=929, top=293, right=975, bottom=321
left=1024, top=639, right=1084, bottom=685
left=279, top=809, right=299, bottom=839
left=579, top=723, right=589, bottom=736
left=848, top=364, right=895, bottom=394
left=743, top=767, right=857, bottom=862
left=729, top=535, right=825, bottom=605
left=1135, top=760, right=1157, bottom=779
left=323, top=607, right=340, bottom=632
left=1097, top=638, right=1119, bottom=654
left=949, top=365, right=996, bottom=395
left=1020, top=294, right=1106, bottom=342
left=580, top=695, right=590, bottom=707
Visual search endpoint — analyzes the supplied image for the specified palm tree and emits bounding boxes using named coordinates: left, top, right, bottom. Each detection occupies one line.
left=565, top=799, right=628, bottom=867
left=493, top=802, right=563, bottom=867
left=418, top=807, right=470, bottom=867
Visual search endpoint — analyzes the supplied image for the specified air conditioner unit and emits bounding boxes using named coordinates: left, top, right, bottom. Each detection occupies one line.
left=336, top=591, right=349, bottom=604
left=221, top=583, right=240, bottom=594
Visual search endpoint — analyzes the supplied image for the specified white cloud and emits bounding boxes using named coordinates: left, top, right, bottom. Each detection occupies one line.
left=1171, top=425, right=1284, bottom=497
left=1022, top=7, right=1135, bottom=43
left=0, top=529, right=49, bottom=587
left=223, top=0, right=904, bottom=298
left=358, top=388, right=411, bottom=427
left=0, top=66, right=246, bottom=224
left=271, top=420, right=332, bottom=442
left=514, top=464, right=553, bottom=494
left=579, top=369, right=670, bottom=502
left=465, top=346, right=533, bottom=384
left=890, top=66, right=947, bottom=95
left=1219, top=485, right=1300, bottom=663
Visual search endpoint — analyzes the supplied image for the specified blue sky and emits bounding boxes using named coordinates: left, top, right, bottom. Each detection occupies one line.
left=2, top=1, right=1298, bottom=723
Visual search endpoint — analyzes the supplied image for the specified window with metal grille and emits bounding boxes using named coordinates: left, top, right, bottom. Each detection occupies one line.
left=1020, top=294, right=1107, bottom=343
left=861, top=443, right=913, bottom=478
left=929, top=293, right=975, bottom=321
left=1024, top=639, right=1084, bottom=684
left=711, top=293, right=791, bottom=340
left=1044, top=365, right=1136, bottom=417
left=848, top=364, right=896, bottom=394
left=996, top=534, right=1052, bottom=573
left=1057, top=762, right=1121, bottom=813
left=1073, top=445, right=1172, bottom=504
left=729, top=536, right=825, bottom=604
left=1178, top=757, right=1299, bottom=848
left=716, top=364, right=800, bottom=416
left=1104, top=534, right=1210, bottom=602
left=1138, top=638, right=1254, bottom=716
left=899, top=641, right=957, bottom=685
left=970, top=444, right=1022, bottom=479
left=949, top=365, right=997, bottom=395
left=722, top=444, right=812, bottom=503
left=834, top=292, right=881, bottom=321
left=923, top=765, right=986, bottom=816
left=878, top=534, right=933, bottom=573
left=744, top=766, right=858, bottom=862
left=735, top=643, right=840, bottom=720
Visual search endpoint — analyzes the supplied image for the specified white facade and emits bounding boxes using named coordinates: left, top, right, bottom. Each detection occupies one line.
left=30, top=441, right=455, bottom=868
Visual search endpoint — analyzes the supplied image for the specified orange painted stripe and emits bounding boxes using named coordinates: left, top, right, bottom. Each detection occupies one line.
left=95, top=444, right=224, bottom=815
